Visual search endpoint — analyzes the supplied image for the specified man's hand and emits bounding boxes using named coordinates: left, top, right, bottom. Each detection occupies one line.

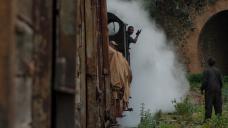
left=136, top=29, right=141, bottom=36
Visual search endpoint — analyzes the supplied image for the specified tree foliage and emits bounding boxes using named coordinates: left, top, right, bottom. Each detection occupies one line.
left=142, top=0, right=218, bottom=42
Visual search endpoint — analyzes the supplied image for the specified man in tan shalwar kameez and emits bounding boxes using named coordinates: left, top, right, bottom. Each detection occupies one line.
left=108, top=41, right=132, bottom=118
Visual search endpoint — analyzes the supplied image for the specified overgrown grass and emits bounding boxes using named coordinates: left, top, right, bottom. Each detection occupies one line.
left=138, top=103, right=157, bottom=128
left=187, top=73, right=202, bottom=84
left=138, top=76, right=228, bottom=128
left=202, top=116, right=228, bottom=128
left=172, top=98, right=196, bottom=120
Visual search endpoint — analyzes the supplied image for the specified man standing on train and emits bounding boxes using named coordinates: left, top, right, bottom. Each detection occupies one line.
left=126, top=26, right=141, bottom=62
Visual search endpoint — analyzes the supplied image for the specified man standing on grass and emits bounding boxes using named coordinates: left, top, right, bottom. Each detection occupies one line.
left=201, top=57, right=223, bottom=121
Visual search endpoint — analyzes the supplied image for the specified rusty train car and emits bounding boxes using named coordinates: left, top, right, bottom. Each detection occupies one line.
left=0, top=0, right=131, bottom=128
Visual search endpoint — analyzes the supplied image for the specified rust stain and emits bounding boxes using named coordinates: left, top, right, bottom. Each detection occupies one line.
left=100, top=0, right=111, bottom=112
left=85, top=0, right=101, bottom=127
left=75, top=0, right=87, bottom=127
left=32, top=0, right=52, bottom=127
left=0, top=0, right=112, bottom=127
left=0, top=0, right=16, bottom=127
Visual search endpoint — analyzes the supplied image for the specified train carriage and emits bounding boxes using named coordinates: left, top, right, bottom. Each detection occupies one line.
left=0, top=0, right=131, bottom=128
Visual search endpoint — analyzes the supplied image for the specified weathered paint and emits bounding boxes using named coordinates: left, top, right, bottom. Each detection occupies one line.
left=54, top=0, right=76, bottom=127
left=75, top=0, right=111, bottom=127
left=58, top=0, right=76, bottom=90
left=75, top=0, right=87, bottom=127
left=14, top=1, right=34, bottom=127
left=0, top=0, right=111, bottom=127
left=100, top=0, right=111, bottom=117
left=0, top=0, right=16, bottom=127
left=32, top=0, right=52, bottom=127
left=85, top=0, right=100, bottom=127
left=14, top=18, right=33, bottom=128
left=16, top=0, right=32, bottom=24
left=96, top=0, right=111, bottom=127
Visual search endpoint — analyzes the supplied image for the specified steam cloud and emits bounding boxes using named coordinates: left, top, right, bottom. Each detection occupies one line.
left=107, top=0, right=190, bottom=127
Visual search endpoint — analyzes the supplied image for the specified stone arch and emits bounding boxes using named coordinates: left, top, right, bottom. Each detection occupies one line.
left=198, top=10, right=228, bottom=75
left=183, top=0, right=228, bottom=73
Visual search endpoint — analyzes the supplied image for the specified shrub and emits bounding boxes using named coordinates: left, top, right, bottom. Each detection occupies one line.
left=187, top=73, right=203, bottom=84
left=138, top=103, right=157, bottom=128
left=172, top=98, right=195, bottom=119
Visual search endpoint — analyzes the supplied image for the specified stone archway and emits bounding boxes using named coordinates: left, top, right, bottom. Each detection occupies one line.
left=183, top=0, right=228, bottom=73
left=198, top=10, right=228, bottom=75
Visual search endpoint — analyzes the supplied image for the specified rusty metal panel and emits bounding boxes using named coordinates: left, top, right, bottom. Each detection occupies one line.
left=96, top=0, right=109, bottom=127
left=0, top=0, right=16, bottom=127
left=14, top=2, right=34, bottom=128
left=32, top=0, right=52, bottom=128
left=52, top=0, right=76, bottom=127
left=75, top=0, right=87, bottom=127
left=84, top=0, right=111, bottom=127
left=16, top=0, right=33, bottom=24
left=55, top=0, right=76, bottom=92
left=85, top=0, right=98, bottom=75
left=14, top=18, right=33, bottom=128
left=85, top=0, right=100, bottom=127
left=100, top=0, right=109, bottom=78
left=100, top=0, right=112, bottom=125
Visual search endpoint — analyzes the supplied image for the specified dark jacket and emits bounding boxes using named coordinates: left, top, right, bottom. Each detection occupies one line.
left=126, top=33, right=137, bottom=51
left=201, top=66, right=223, bottom=93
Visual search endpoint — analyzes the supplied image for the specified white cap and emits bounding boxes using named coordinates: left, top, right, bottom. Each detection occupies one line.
left=110, top=41, right=118, bottom=46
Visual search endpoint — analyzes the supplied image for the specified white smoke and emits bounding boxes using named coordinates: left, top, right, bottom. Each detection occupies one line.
left=107, top=0, right=190, bottom=127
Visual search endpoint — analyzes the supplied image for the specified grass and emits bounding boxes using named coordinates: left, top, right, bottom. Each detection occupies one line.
left=138, top=75, right=228, bottom=128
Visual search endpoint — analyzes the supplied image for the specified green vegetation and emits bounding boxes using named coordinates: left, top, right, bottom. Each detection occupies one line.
left=138, top=103, right=157, bottom=128
left=224, top=76, right=228, bottom=83
left=138, top=74, right=228, bottom=128
left=187, top=73, right=202, bottom=84
left=142, top=0, right=218, bottom=28
left=187, top=73, right=202, bottom=90
left=173, top=98, right=195, bottom=118
left=142, top=0, right=219, bottom=46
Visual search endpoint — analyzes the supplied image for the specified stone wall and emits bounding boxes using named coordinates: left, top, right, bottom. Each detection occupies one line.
left=182, top=0, right=228, bottom=73
left=144, top=0, right=228, bottom=73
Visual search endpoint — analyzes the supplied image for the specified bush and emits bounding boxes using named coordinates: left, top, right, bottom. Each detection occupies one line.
left=138, top=103, right=157, bottom=128
left=138, top=110, right=157, bottom=128
left=187, top=73, right=203, bottom=84
left=172, top=98, right=195, bottom=119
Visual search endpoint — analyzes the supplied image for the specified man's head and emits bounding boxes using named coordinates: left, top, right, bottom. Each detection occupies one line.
left=127, top=26, right=134, bottom=35
left=207, top=57, right=216, bottom=67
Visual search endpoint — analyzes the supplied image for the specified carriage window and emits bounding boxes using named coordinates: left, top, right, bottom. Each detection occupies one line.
left=108, top=21, right=120, bottom=36
left=53, top=0, right=76, bottom=127
left=55, top=0, right=76, bottom=93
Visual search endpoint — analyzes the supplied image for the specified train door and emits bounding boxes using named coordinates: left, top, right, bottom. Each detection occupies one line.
left=52, top=0, right=76, bottom=127
left=108, top=13, right=129, bottom=62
